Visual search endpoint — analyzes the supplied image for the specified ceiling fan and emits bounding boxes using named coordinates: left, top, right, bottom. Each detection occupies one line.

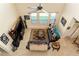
left=27, top=4, right=48, bottom=14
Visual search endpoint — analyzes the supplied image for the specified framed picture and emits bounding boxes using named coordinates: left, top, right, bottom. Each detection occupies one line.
left=24, top=15, right=30, bottom=20
left=61, top=17, right=67, bottom=26
left=0, top=33, right=9, bottom=45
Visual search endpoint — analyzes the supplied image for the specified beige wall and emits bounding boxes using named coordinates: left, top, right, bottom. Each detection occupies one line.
left=0, top=4, right=19, bottom=54
left=0, top=4, right=18, bottom=36
left=15, top=3, right=65, bottom=28
left=58, top=4, right=79, bottom=37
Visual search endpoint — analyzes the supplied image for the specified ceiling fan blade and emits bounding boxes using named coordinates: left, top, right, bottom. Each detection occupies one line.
left=36, top=3, right=40, bottom=7
left=27, top=7, right=37, bottom=9
left=39, top=3, right=41, bottom=6
left=42, top=9, right=48, bottom=13
left=28, top=9, right=37, bottom=14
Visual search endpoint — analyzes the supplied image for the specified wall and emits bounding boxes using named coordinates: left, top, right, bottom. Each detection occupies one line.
left=58, top=4, right=79, bottom=37
left=0, top=4, right=18, bottom=36
left=0, top=4, right=19, bottom=54
left=15, top=3, right=65, bottom=28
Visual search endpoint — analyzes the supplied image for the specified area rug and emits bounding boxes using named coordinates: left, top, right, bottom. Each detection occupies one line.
left=26, top=29, right=50, bottom=51
left=30, top=29, right=48, bottom=41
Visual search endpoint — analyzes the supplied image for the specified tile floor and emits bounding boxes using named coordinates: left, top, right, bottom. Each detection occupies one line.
left=0, top=29, right=79, bottom=56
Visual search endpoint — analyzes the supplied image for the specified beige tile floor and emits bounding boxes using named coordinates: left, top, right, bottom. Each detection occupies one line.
left=0, top=29, right=79, bottom=56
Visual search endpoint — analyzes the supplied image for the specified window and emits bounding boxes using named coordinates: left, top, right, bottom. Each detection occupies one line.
left=39, top=13, right=49, bottom=24
left=31, top=13, right=56, bottom=25
left=30, top=13, right=37, bottom=24
left=50, top=13, right=56, bottom=24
